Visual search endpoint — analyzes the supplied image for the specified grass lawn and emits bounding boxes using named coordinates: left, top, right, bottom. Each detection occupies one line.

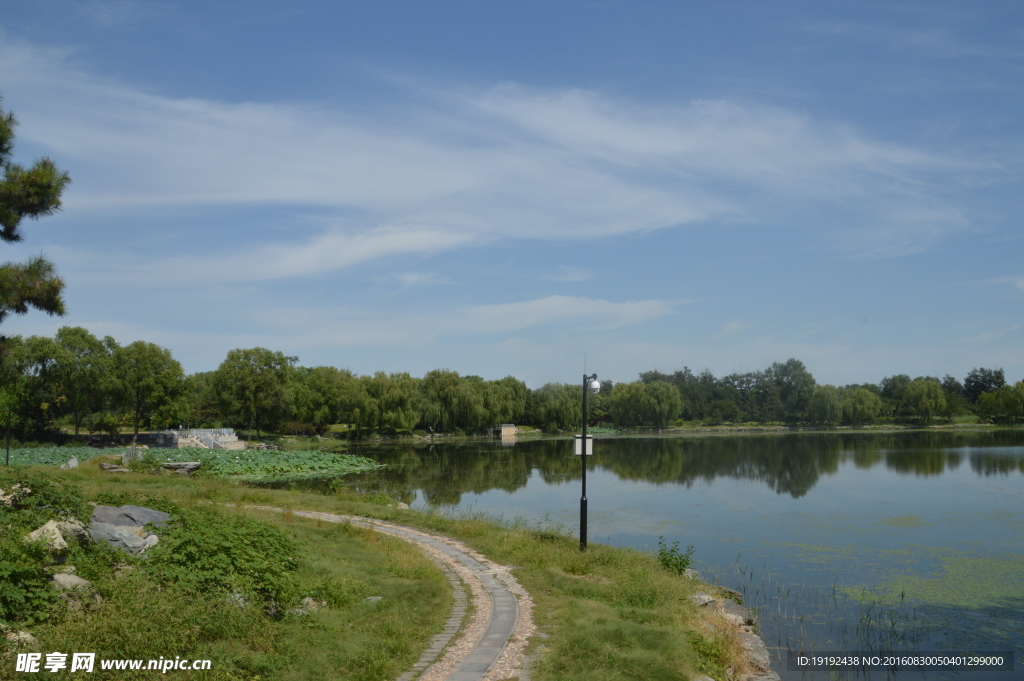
left=4, top=460, right=748, bottom=681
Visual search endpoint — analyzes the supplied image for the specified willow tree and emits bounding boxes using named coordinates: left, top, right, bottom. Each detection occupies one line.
left=0, top=96, right=69, bottom=328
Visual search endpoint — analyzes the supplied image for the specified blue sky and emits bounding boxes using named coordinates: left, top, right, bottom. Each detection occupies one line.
left=1, top=1, right=1022, bottom=387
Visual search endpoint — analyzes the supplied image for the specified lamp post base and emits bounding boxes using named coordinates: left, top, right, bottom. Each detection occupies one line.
left=580, top=496, right=587, bottom=551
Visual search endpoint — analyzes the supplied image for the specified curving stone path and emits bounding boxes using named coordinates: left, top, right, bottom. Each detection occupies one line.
left=244, top=506, right=534, bottom=681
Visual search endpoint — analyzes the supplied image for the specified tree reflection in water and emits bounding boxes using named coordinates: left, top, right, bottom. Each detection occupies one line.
left=333, top=430, right=1024, bottom=505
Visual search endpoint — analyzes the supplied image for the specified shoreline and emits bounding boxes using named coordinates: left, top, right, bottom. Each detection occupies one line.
left=335, top=423, right=1020, bottom=447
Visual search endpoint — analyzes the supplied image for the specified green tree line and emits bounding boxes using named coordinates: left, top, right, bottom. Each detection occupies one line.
left=0, top=328, right=1020, bottom=440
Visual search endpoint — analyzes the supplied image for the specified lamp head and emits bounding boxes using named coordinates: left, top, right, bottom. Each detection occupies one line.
left=588, top=378, right=601, bottom=394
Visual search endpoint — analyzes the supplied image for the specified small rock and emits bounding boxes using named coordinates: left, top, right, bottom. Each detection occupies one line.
left=26, top=520, right=69, bottom=557
left=122, top=448, right=145, bottom=466
left=364, top=596, right=382, bottom=603
left=300, top=597, right=326, bottom=611
left=684, top=568, right=701, bottom=580
left=690, top=592, right=716, bottom=606
left=59, top=456, right=79, bottom=470
left=99, top=463, right=131, bottom=472
left=397, top=502, right=410, bottom=510
left=113, top=564, right=137, bottom=579
left=56, top=565, right=77, bottom=575
left=142, top=534, right=159, bottom=550
left=227, top=592, right=248, bottom=609
left=0, top=483, right=30, bottom=507
left=723, top=612, right=748, bottom=627
left=51, top=573, right=92, bottom=591
left=3, top=629, right=38, bottom=648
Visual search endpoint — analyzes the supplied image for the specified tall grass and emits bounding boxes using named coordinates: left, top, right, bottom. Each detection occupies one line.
left=704, top=554, right=924, bottom=676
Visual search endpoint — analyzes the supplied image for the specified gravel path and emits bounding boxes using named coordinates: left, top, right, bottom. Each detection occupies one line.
left=246, top=506, right=536, bottom=681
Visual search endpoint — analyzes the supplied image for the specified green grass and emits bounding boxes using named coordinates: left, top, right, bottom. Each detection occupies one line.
left=4, top=462, right=749, bottom=681
left=3, top=464, right=449, bottom=681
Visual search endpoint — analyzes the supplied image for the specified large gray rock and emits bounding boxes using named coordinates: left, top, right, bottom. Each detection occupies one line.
left=56, top=520, right=91, bottom=547
left=90, top=504, right=170, bottom=527
left=88, top=522, right=151, bottom=554
left=739, top=630, right=772, bottom=671
left=161, top=461, right=201, bottom=473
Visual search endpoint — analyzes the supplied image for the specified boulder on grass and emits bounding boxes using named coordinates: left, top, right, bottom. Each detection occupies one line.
left=88, top=522, right=151, bottom=555
left=51, top=572, right=92, bottom=592
left=1, top=626, right=38, bottom=648
left=161, top=461, right=201, bottom=473
left=90, top=505, right=170, bottom=527
left=56, top=520, right=91, bottom=547
left=59, top=456, right=79, bottom=470
left=26, top=520, right=69, bottom=560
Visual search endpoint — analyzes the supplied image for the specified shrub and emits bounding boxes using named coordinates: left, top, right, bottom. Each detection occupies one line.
left=0, top=536, right=57, bottom=625
left=0, top=473, right=91, bottom=625
left=145, top=507, right=299, bottom=602
left=0, top=472, right=89, bottom=531
left=657, top=536, right=694, bottom=575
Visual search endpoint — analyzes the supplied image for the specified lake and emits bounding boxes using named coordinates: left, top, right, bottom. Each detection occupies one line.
left=340, top=430, right=1024, bottom=680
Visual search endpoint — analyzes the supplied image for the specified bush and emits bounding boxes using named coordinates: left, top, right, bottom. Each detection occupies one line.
left=0, top=536, right=57, bottom=625
left=145, top=507, right=299, bottom=602
left=0, top=473, right=92, bottom=625
left=0, top=472, right=90, bottom=531
left=657, top=536, right=694, bottom=575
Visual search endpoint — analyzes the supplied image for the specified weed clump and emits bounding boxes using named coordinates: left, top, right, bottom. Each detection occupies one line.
left=657, top=536, right=695, bottom=575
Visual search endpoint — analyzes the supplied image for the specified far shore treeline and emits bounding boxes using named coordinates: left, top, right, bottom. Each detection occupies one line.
left=0, top=327, right=1021, bottom=442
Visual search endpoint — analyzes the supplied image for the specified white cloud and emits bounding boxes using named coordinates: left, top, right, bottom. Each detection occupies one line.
left=0, top=37, right=980, bottom=282
left=963, top=323, right=1023, bottom=344
left=714, top=320, right=752, bottom=340
left=394, top=272, right=449, bottom=287
left=251, top=295, right=676, bottom=349
left=803, top=21, right=1024, bottom=59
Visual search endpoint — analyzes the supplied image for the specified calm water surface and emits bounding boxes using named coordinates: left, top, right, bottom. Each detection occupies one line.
left=341, top=431, right=1024, bottom=680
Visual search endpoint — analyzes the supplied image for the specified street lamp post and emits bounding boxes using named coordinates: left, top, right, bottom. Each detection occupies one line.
left=580, top=373, right=599, bottom=551
left=3, top=409, right=10, bottom=467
